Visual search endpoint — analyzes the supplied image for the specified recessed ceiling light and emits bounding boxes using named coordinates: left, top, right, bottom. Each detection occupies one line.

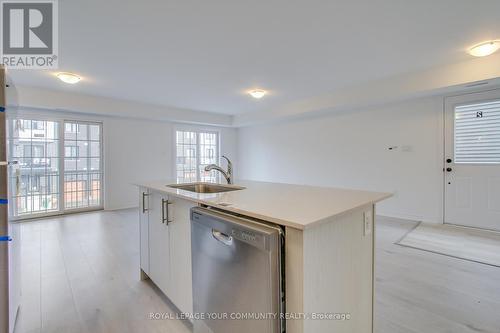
left=56, top=72, right=81, bottom=84
left=468, top=40, right=500, bottom=57
left=248, top=89, right=267, bottom=99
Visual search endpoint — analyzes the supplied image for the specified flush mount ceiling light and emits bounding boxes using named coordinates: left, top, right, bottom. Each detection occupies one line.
left=468, top=40, right=500, bottom=57
left=56, top=72, right=81, bottom=84
left=248, top=89, right=267, bottom=99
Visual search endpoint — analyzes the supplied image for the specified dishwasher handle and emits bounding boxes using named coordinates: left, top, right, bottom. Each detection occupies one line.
left=212, top=229, right=233, bottom=246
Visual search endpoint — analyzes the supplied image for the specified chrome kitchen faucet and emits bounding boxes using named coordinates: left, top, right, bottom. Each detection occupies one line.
left=204, top=155, right=233, bottom=184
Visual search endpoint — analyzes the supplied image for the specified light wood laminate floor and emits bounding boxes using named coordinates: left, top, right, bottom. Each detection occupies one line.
left=13, top=210, right=500, bottom=333
left=397, top=222, right=500, bottom=267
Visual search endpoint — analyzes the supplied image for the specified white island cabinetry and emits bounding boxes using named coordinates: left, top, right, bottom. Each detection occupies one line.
left=139, top=188, right=196, bottom=314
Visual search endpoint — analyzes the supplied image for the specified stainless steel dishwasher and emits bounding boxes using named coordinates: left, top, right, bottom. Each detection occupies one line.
left=191, top=207, right=284, bottom=333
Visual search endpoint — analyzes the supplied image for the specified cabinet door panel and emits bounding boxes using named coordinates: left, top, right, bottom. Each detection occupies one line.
left=168, top=198, right=196, bottom=314
left=148, top=192, right=170, bottom=295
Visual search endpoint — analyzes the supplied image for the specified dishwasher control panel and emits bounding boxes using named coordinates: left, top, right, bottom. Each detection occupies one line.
left=231, top=229, right=265, bottom=248
left=233, top=229, right=256, bottom=241
left=192, top=208, right=278, bottom=251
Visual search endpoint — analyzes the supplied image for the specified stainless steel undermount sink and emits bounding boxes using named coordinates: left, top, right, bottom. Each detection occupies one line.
left=167, top=183, right=245, bottom=194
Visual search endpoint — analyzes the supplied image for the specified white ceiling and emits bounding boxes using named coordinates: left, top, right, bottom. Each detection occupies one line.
left=8, top=0, right=500, bottom=115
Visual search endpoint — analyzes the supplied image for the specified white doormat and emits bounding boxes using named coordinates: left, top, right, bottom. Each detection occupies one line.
left=397, top=222, right=500, bottom=267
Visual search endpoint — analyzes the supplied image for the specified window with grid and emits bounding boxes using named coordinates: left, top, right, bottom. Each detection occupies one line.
left=64, top=121, right=103, bottom=209
left=175, top=130, right=219, bottom=183
left=454, top=99, right=500, bottom=164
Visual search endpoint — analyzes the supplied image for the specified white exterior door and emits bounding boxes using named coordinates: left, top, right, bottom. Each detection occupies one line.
left=444, top=89, right=500, bottom=231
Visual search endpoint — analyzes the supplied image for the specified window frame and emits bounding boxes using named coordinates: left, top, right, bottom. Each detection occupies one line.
left=173, top=126, right=221, bottom=183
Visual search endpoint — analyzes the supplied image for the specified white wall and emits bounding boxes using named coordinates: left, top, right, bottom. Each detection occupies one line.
left=8, top=108, right=238, bottom=211
left=103, top=118, right=174, bottom=210
left=237, top=96, right=444, bottom=223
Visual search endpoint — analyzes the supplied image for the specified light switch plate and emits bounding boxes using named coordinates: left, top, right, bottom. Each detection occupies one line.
left=364, top=210, right=372, bottom=236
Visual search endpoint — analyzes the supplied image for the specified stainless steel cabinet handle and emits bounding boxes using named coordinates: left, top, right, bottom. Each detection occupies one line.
left=212, top=229, right=233, bottom=246
left=161, top=198, right=166, bottom=224
left=142, top=192, right=149, bottom=213
left=162, top=198, right=173, bottom=225
left=164, top=199, right=173, bottom=225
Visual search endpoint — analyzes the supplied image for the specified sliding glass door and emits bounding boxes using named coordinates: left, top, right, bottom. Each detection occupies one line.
left=7, top=118, right=103, bottom=219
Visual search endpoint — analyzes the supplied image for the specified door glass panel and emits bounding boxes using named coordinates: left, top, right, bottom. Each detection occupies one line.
left=175, top=131, right=198, bottom=183
left=64, top=121, right=103, bottom=210
left=90, top=142, right=100, bottom=157
left=7, top=119, right=60, bottom=217
left=76, top=123, right=88, bottom=140
left=454, top=99, right=500, bottom=164
left=90, top=124, right=100, bottom=141
left=77, top=141, right=88, bottom=158
left=199, top=132, right=219, bottom=182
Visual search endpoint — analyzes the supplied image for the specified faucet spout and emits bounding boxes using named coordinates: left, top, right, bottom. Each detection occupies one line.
left=204, top=156, right=233, bottom=184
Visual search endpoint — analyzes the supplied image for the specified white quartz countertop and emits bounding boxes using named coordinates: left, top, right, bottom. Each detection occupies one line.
left=135, top=180, right=392, bottom=230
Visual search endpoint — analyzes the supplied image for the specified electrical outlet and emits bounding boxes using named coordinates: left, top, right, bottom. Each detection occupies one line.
left=364, top=210, right=372, bottom=236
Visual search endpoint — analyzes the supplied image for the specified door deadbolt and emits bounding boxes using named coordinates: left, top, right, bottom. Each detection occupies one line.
left=446, top=158, right=452, bottom=163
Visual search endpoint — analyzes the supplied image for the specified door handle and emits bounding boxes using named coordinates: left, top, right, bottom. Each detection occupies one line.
left=446, top=167, right=452, bottom=172
left=162, top=199, right=173, bottom=225
left=212, top=229, right=233, bottom=246
left=15, top=169, right=20, bottom=194
left=0, top=161, right=18, bottom=166
left=142, top=192, right=149, bottom=213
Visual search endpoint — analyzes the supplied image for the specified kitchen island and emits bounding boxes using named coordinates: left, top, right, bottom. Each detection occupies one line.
left=136, top=180, right=391, bottom=333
